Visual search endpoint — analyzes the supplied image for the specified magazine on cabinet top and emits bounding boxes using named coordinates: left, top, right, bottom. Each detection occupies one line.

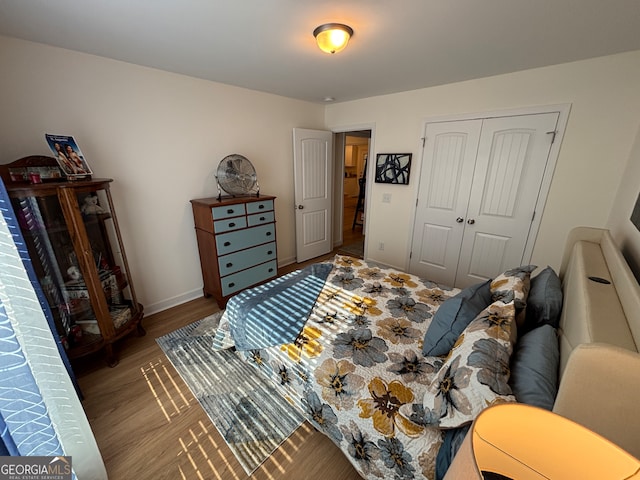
left=45, top=134, right=93, bottom=177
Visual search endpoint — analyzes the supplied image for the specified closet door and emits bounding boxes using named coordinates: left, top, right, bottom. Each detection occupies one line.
left=455, top=113, right=558, bottom=287
left=408, top=120, right=482, bottom=286
left=410, top=112, right=559, bottom=288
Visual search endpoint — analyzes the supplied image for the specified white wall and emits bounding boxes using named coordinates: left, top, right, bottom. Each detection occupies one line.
left=0, top=36, right=325, bottom=314
left=3, top=34, right=640, bottom=314
left=608, top=124, right=640, bottom=276
left=326, top=50, right=640, bottom=273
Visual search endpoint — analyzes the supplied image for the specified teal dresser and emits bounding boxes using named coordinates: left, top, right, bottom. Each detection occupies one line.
left=191, top=195, right=277, bottom=307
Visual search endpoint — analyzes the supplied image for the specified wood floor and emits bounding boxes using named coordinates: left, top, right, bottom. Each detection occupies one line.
left=76, top=246, right=364, bottom=479
left=342, top=194, right=365, bottom=247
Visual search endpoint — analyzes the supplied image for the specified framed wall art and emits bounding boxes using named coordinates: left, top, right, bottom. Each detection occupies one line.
left=374, top=153, right=412, bottom=184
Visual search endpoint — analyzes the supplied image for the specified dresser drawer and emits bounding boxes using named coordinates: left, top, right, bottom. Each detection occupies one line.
left=214, top=216, right=247, bottom=233
left=221, top=260, right=278, bottom=297
left=246, top=200, right=274, bottom=215
left=211, top=203, right=246, bottom=220
left=215, top=223, right=275, bottom=255
left=247, top=211, right=275, bottom=227
left=218, top=242, right=276, bottom=276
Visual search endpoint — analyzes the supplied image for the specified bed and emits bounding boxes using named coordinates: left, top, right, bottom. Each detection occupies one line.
left=209, top=226, right=640, bottom=479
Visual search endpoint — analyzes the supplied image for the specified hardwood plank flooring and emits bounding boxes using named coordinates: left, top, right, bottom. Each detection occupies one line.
left=343, top=194, right=365, bottom=247
left=76, top=249, right=363, bottom=480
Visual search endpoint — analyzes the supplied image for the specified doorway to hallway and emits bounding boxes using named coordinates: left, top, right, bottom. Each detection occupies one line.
left=338, top=130, right=369, bottom=257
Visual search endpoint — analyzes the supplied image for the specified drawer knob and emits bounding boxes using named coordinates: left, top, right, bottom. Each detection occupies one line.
left=226, top=262, right=233, bottom=268
left=228, top=282, right=235, bottom=288
left=260, top=216, right=265, bottom=221
left=268, top=268, right=274, bottom=273
left=259, top=205, right=265, bottom=210
left=227, top=208, right=234, bottom=214
left=229, top=222, right=236, bottom=227
left=224, top=241, right=231, bottom=247
left=266, top=232, right=272, bottom=237
left=267, top=250, right=273, bottom=255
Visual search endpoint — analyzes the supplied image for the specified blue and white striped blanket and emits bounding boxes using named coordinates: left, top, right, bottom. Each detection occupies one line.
left=225, top=262, right=333, bottom=350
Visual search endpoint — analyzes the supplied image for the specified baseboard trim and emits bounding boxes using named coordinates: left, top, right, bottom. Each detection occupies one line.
left=147, top=252, right=343, bottom=316
left=144, top=288, right=204, bottom=316
left=278, top=255, right=297, bottom=268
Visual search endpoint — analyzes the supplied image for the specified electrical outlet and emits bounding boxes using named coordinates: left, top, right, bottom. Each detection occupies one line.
left=378, top=242, right=384, bottom=251
left=382, top=193, right=392, bottom=203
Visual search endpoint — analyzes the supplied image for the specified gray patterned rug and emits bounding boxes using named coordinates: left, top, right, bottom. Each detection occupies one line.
left=156, top=312, right=305, bottom=475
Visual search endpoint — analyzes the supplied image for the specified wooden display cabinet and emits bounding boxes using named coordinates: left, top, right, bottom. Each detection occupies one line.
left=4, top=177, right=144, bottom=367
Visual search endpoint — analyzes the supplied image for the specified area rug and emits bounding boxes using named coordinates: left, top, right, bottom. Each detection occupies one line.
left=338, top=239, right=364, bottom=258
left=156, top=312, right=305, bottom=475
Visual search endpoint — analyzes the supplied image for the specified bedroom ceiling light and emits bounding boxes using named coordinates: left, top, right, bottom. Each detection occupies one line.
left=313, top=23, right=353, bottom=54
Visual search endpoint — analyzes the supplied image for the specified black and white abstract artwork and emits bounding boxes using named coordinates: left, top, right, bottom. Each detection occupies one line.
left=374, top=153, right=412, bottom=184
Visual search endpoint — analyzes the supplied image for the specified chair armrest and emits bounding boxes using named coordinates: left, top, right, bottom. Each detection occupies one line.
left=553, top=343, right=640, bottom=459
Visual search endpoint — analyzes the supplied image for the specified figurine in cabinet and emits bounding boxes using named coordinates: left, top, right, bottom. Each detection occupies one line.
left=81, top=194, right=106, bottom=215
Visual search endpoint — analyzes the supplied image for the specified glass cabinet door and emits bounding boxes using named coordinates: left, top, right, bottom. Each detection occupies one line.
left=72, top=187, right=135, bottom=336
left=12, top=192, right=81, bottom=346
left=9, top=179, right=143, bottom=365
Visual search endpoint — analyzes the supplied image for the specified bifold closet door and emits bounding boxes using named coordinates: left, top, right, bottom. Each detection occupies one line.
left=409, top=120, right=482, bottom=287
left=410, top=112, right=558, bottom=288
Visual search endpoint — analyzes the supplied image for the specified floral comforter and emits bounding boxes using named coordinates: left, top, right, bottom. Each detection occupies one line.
left=214, top=255, right=475, bottom=479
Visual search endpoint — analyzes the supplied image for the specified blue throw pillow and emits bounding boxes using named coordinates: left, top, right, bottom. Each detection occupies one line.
left=435, top=424, right=471, bottom=480
left=509, top=324, right=559, bottom=410
left=524, top=266, right=563, bottom=334
left=422, top=280, right=492, bottom=356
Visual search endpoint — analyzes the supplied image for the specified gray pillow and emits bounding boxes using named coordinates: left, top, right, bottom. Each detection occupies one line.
left=509, top=324, right=559, bottom=410
left=524, top=266, right=563, bottom=333
left=422, top=280, right=492, bottom=356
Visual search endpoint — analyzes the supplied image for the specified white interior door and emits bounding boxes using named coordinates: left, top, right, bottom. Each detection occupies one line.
left=409, top=120, right=482, bottom=286
left=455, top=112, right=558, bottom=287
left=293, top=128, right=333, bottom=262
left=410, top=112, right=559, bottom=288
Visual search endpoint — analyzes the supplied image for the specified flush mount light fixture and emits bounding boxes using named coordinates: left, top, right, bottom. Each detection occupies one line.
left=313, top=23, right=353, bottom=54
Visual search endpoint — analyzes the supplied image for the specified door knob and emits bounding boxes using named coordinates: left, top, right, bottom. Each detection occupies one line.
left=297, top=205, right=304, bottom=210
left=456, top=217, right=464, bottom=223
left=467, top=218, right=475, bottom=225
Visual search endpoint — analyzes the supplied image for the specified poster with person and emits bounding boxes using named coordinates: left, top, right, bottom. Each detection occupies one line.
left=45, top=134, right=93, bottom=178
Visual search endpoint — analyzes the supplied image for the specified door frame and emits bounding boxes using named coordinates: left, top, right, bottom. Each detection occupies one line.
left=408, top=104, right=571, bottom=270
left=330, top=123, right=376, bottom=259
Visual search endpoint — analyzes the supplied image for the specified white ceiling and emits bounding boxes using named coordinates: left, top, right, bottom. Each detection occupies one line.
left=1, top=0, right=640, bottom=104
